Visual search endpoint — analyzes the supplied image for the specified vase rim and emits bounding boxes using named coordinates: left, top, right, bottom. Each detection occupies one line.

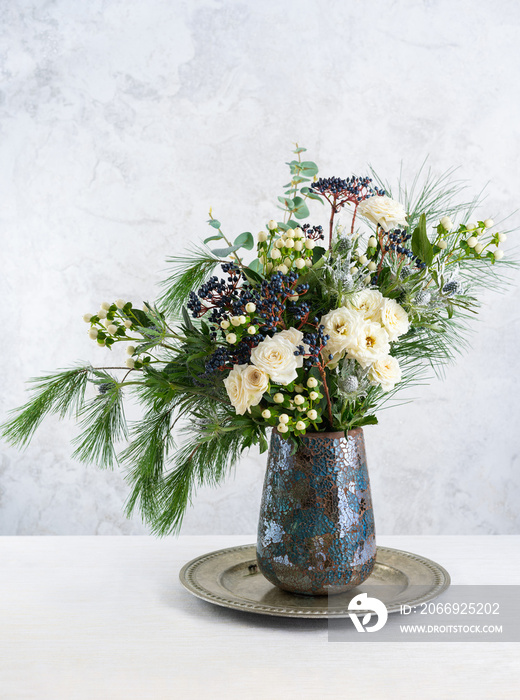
left=273, top=428, right=363, bottom=438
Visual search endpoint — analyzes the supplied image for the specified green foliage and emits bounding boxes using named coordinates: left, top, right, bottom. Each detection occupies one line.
left=3, top=145, right=517, bottom=536
left=412, top=213, right=433, bottom=266
left=1, top=366, right=90, bottom=447
left=123, top=406, right=176, bottom=520
left=277, top=144, right=319, bottom=224
left=158, top=246, right=218, bottom=317
left=370, top=160, right=481, bottom=232
left=141, top=405, right=263, bottom=535
left=72, top=375, right=127, bottom=467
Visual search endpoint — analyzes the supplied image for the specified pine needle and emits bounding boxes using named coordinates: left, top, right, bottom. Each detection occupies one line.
left=158, top=246, right=219, bottom=317
left=123, top=407, right=176, bottom=519
left=1, top=366, right=90, bottom=447
left=71, top=378, right=127, bottom=467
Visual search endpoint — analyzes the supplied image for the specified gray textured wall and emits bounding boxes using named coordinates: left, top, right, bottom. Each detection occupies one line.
left=1, top=0, right=519, bottom=535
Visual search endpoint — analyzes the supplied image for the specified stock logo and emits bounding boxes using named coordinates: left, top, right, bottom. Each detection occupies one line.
left=348, top=593, right=388, bottom=632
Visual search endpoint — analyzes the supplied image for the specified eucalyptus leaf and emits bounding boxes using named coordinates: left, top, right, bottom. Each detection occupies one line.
left=299, top=161, right=319, bottom=176
left=292, top=196, right=310, bottom=220
left=248, top=258, right=263, bottom=273
left=301, top=187, right=324, bottom=203
left=278, top=196, right=295, bottom=210
left=233, top=231, right=254, bottom=250
left=208, top=219, right=221, bottom=229
left=211, top=244, right=240, bottom=257
left=181, top=307, right=195, bottom=332
left=203, top=234, right=222, bottom=244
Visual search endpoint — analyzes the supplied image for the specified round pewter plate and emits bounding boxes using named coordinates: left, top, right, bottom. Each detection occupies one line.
left=179, top=544, right=451, bottom=618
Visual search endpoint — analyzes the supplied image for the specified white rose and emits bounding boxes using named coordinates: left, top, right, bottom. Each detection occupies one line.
left=368, top=355, right=402, bottom=391
left=347, top=320, right=390, bottom=368
left=277, top=327, right=303, bottom=346
left=250, top=331, right=301, bottom=385
left=277, top=326, right=311, bottom=359
left=380, top=298, right=410, bottom=341
left=357, top=195, right=408, bottom=232
left=320, top=307, right=364, bottom=363
left=224, top=364, right=268, bottom=415
left=345, top=289, right=384, bottom=322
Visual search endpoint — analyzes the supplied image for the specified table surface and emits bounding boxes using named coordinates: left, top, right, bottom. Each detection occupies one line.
left=0, top=535, right=519, bottom=700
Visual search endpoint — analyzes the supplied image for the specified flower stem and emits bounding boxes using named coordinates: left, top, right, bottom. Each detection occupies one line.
left=317, top=363, right=334, bottom=426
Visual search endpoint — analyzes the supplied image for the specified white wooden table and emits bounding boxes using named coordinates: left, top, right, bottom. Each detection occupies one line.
left=0, top=535, right=519, bottom=699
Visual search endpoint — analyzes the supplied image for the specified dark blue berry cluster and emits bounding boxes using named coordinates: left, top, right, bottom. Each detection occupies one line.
left=187, top=263, right=254, bottom=324
left=203, top=342, right=253, bottom=376
left=287, top=294, right=310, bottom=324
left=302, top=223, right=324, bottom=241
left=382, top=229, right=426, bottom=270
left=311, top=176, right=385, bottom=203
left=300, top=325, right=330, bottom=368
left=201, top=271, right=311, bottom=376
left=255, top=272, right=309, bottom=332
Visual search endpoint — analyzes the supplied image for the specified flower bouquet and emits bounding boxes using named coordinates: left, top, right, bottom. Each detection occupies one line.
left=2, top=147, right=514, bottom=591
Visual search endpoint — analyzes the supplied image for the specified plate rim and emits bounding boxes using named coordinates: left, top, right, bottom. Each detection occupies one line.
left=179, top=543, right=451, bottom=618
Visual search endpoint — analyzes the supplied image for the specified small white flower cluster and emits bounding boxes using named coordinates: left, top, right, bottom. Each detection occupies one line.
left=320, top=289, right=409, bottom=391
left=257, top=223, right=315, bottom=275
left=223, top=328, right=321, bottom=435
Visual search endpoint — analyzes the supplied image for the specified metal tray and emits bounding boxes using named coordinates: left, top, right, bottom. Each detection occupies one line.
left=179, top=544, right=451, bottom=618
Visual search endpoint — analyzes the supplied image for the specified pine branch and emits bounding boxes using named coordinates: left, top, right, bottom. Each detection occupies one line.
left=122, top=407, right=176, bottom=519
left=158, top=246, right=219, bottom=317
left=369, top=161, right=481, bottom=231
left=1, top=366, right=91, bottom=447
left=146, top=407, right=248, bottom=535
left=71, top=377, right=127, bottom=467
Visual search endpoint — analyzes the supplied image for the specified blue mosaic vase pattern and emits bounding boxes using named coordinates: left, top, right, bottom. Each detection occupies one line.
left=256, top=428, right=376, bottom=595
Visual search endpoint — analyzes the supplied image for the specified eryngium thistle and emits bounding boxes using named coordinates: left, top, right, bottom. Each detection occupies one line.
left=415, top=290, right=431, bottom=305
left=442, top=280, right=461, bottom=296
left=336, top=236, right=353, bottom=254
left=338, top=375, right=359, bottom=393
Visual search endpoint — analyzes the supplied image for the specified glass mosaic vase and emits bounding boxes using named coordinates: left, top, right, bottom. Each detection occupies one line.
left=256, top=428, right=376, bottom=595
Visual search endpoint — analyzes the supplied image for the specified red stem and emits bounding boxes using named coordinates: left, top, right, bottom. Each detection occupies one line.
left=317, top=363, right=333, bottom=426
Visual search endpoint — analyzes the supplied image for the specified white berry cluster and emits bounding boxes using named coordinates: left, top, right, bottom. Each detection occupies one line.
left=83, top=300, right=150, bottom=369
left=257, top=221, right=315, bottom=275
left=220, top=303, right=257, bottom=345
left=437, top=217, right=506, bottom=261
left=260, top=376, right=323, bottom=436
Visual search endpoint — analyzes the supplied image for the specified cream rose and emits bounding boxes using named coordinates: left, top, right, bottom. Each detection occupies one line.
left=368, top=355, right=402, bottom=391
left=357, top=195, right=408, bottom=232
left=380, top=298, right=410, bottom=341
left=345, top=289, right=384, bottom=322
left=320, top=307, right=364, bottom=363
left=242, top=364, right=269, bottom=395
left=223, top=364, right=268, bottom=415
left=250, top=330, right=302, bottom=385
left=347, top=320, right=391, bottom=368
left=224, top=365, right=252, bottom=415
